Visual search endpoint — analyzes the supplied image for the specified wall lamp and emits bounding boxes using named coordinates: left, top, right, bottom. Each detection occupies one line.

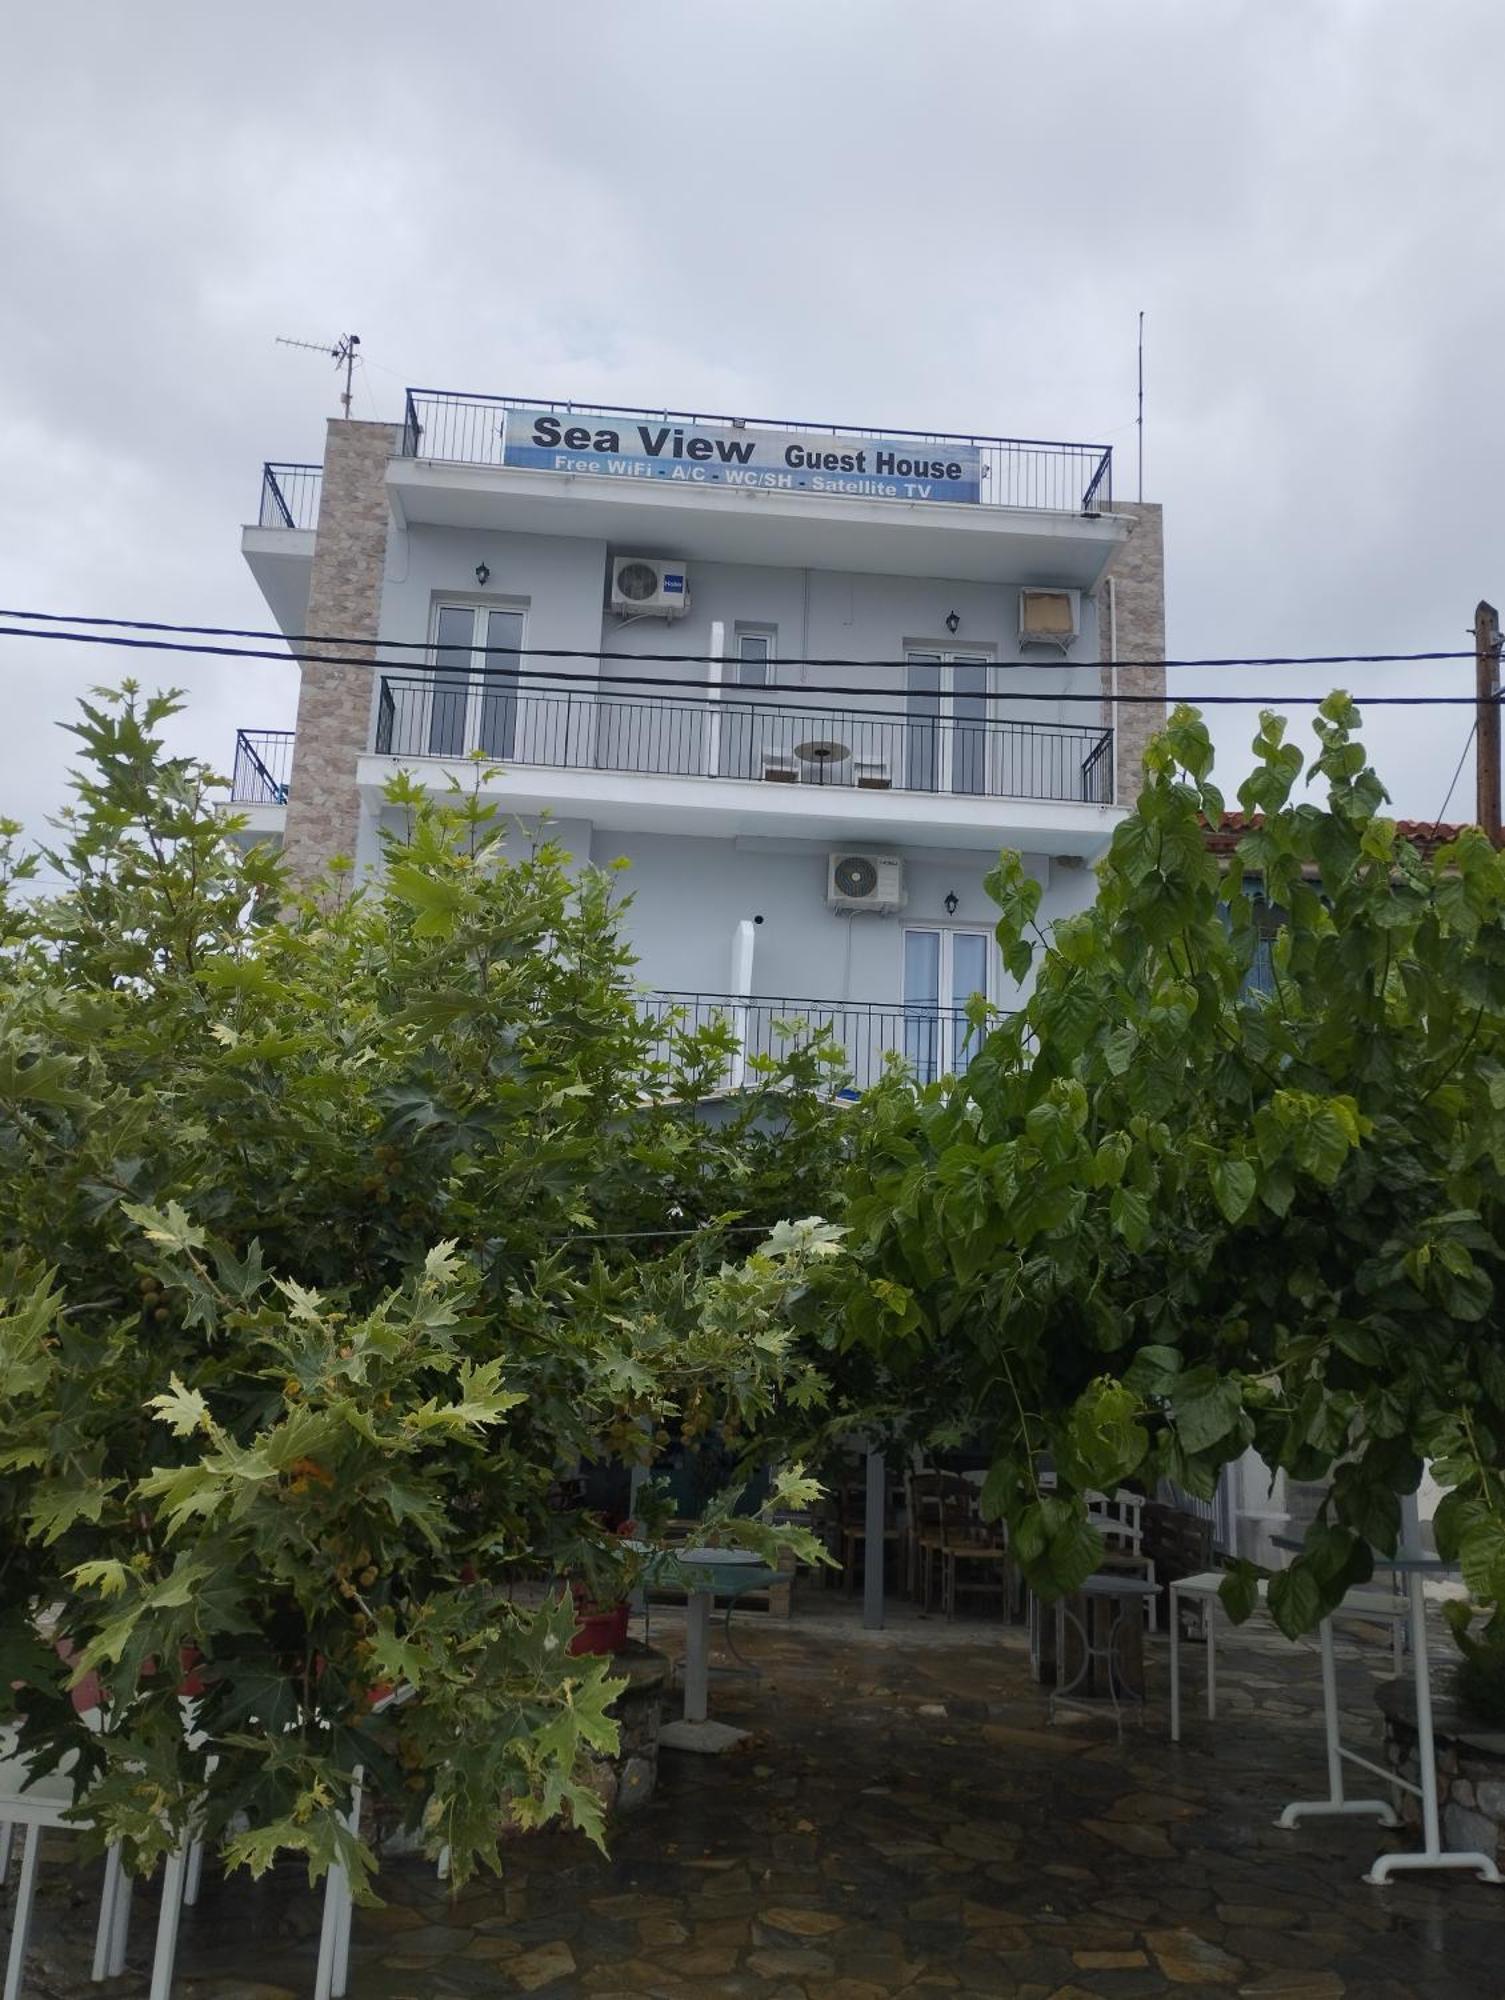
left=945, top=610, right=961, bottom=634
left=944, top=891, right=960, bottom=916
left=475, top=562, right=491, bottom=586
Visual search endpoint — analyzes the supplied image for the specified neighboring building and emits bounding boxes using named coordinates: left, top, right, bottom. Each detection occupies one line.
left=234, top=391, right=1165, bottom=1088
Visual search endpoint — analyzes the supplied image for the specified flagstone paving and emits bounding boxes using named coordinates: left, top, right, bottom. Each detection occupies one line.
left=8, top=1600, right=1503, bottom=1996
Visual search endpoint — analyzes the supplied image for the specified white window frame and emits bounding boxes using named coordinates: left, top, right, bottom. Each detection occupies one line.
left=902, top=924, right=994, bottom=1081
left=427, top=600, right=528, bottom=759
left=732, top=625, right=777, bottom=688
left=904, top=648, right=993, bottom=795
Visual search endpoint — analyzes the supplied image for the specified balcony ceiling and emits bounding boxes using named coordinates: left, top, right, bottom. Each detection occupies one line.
left=387, top=460, right=1131, bottom=591
left=357, top=754, right=1123, bottom=858
left=241, top=527, right=315, bottom=640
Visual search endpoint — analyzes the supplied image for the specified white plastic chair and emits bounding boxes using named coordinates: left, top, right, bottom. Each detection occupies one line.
left=0, top=1742, right=188, bottom=2000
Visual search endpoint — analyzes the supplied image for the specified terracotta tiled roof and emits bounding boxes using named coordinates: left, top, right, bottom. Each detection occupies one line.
left=1202, top=811, right=1468, bottom=859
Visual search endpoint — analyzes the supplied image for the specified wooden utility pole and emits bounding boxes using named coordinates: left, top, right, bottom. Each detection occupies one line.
left=1477, top=601, right=1502, bottom=845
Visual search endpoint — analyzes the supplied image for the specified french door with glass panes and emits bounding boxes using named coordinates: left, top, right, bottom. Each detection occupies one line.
left=426, top=604, right=525, bottom=759
left=904, top=651, right=990, bottom=795
left=903, top=927, right=991, bottom=1083
left=717, top=630, right=774, bottom=779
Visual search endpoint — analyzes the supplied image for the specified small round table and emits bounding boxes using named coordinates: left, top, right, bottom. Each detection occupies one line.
left=794, top=739, right=850, bottom=786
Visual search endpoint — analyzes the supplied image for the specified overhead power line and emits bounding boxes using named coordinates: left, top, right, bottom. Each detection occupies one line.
left=0, top=620, right=1487, bottom=708
left=0, top=606, right=1479, bottom=673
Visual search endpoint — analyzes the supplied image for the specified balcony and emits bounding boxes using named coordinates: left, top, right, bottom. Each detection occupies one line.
left=258, top=463, right=323, bottom=531
left=242, top=463, right=322, bottom=639
left=374, top=679, right=1112, bottom=807
left=388, top=390, right=1129, bottom=589
left=229, top=729, right=294, bottom=804
left=639, top=991, right=1005, bottom=1094
left=401, top=391, right=1111, bottom=516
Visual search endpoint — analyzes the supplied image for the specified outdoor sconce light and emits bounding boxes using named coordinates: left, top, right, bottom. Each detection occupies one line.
left=475, top=562, right=491, bottom=586
left=944, top=891, right=960, bottom=916
left=945, top=610, right=961, bottom=634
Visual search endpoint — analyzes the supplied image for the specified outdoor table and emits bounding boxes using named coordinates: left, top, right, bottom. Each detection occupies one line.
left=1047, top=1573, right=1160, bottom=1738
left=672, top=1548, right=782, bottom=1726
left=1270, top=1535, right=1502, bottom=1886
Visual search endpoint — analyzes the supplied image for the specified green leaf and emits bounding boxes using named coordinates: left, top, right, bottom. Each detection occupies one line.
left=146, top=1373, right=213, bottom=1438
left=1218, top=1562, right=1263, bottom=1624
left=1172, top=1373, right=1244, bottom=1455
left=1109, top=1184, right=1152, bottom=1250
left=1209, top=1157, right=1257, bottom=1224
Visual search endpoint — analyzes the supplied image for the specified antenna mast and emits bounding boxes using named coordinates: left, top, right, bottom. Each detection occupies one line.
left=275, top=332, right=361, bottom=416
left=1137, top=310, right=1144, bottom=502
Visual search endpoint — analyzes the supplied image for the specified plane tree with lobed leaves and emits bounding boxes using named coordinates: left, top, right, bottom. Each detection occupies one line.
left=0, top=687, right=841, bottom=1896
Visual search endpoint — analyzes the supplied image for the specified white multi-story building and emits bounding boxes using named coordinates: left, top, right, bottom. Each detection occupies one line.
left=234, top=390, right=1165, bottom=1089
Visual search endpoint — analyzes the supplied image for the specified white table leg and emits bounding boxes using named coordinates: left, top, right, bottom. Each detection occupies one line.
left=4, top=1825, right=42, bottom=2000
left=1169, top=1587, right=1182, bottom=1742
left=1365, top=1568, right=1503, bottom=1885
left=92, top=1845, right=126, bottom=1980
left=1278, top=1618, right=1396, bottom=1828
left=314, top=1865, right=344, bottom=2000
left=183, top=1834, right=204, bottom=1907
left=147, top=1850, right=187, bottom=2000
left=0, top=1823, right=11, bottom=1887
left=107, top=1856, right=133, bottom=1978
left=1207, top=1599, right=1218, bottom=1722
left=683, top=1590, right=712, bottom=1724
left=332, top=1773, right=363, bottom=1999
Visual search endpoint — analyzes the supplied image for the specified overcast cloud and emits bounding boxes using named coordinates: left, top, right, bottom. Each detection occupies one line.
left=3, top=0, right=1502, bottom=856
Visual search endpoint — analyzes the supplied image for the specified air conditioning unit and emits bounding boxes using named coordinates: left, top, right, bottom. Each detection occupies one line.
left=827, top=852, right=906, bottom=913
left=610, top=555, right=690, bottom=618
left=1019, top=587, right=1080, bottom=651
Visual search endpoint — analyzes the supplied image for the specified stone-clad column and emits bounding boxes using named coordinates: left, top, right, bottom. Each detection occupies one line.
left=281, top=421, right=399, bottom=885
left=1098, top=501, right=1166, bottom=810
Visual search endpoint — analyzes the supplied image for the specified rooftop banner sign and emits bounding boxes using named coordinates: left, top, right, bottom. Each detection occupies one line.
left=502, top=409, right=980, bottom=505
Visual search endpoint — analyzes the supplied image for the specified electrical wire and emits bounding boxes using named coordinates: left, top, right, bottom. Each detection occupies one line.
left=1431, top=722, right=1478, bottom=833
left=0, top=621, right=1487, bottom=707
left=0, top=606, right=1479, bottom=672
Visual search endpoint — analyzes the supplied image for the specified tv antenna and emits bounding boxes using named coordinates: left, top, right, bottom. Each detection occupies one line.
left=276, top=332, right=361, bottom=416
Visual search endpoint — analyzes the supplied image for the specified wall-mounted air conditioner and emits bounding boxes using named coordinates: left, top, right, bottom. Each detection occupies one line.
left=827, top=852, right=906, bottom=914
left=1019, top=587, right=1080, bottom=651
left=610, top=556, right=690, bottom=618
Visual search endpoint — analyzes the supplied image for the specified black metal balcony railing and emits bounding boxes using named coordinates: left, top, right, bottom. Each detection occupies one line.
left=639, top=991, right=1007, bottom=1093
left=257, top=462, right=323, bottom=531
left=401, top=389, right=1112, bottom=516
left=374, top=679, right=1113, bottom=808
left=230, top=729, right=295, bottom=804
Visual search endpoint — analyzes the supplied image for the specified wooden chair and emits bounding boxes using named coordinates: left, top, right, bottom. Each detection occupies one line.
left=936, top=1475, right=1012, bottom=1621
left=905, top=1470, right=951, bottom=1609
left=837, top=1477, right=901, bottom=1596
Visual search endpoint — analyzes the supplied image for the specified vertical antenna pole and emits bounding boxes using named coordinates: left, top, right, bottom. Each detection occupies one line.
left=341, top=334, right=360, bottom=418
left=1137, top=311, right=1145, bottom=503
left=1476, top=600, right=1502, bottom=845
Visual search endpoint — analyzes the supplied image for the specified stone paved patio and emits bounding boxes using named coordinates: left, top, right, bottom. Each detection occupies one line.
left=8, top=1598, right=1503, bottom=1997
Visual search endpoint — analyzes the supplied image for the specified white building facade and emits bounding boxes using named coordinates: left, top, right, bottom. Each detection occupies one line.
left=235, top=391, right=1165, bottom=1090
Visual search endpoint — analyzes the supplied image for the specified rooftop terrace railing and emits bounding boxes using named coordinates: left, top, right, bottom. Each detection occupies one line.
left=257, top=463, right=323, bottom=531
left=373, top=678, right=1114, bottom=807
left=400, top=389, right=1113, bottom=516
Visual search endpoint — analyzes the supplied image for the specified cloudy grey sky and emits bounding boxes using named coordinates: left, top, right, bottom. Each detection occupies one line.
left=3, top=0, right=1502, bottom=852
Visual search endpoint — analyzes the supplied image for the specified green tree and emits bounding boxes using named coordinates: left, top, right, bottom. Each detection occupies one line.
left=0, top=688, right=836, bottom=1893
left=823, top=697, right=1505, bottom=1635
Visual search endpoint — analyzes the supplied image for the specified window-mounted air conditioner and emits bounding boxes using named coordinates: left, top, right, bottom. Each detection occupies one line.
left=1019, top=588, right=1080, bottom=651
left=609, top=556, right=690, bottom=618
left=827, top=853, right=906, bottom=914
